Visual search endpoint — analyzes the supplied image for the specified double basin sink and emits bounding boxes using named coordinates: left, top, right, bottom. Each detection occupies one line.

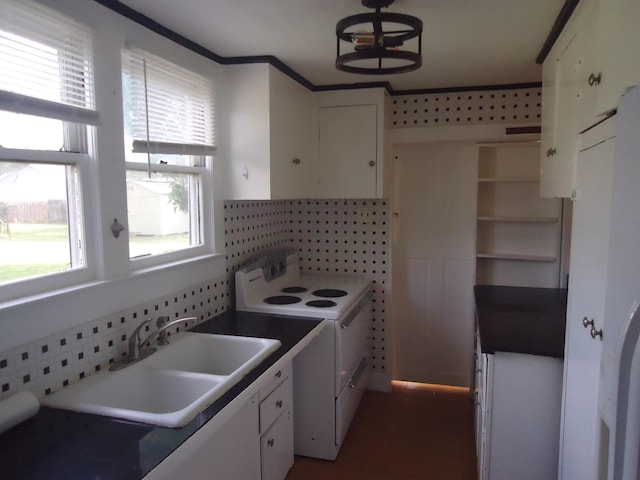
left=42, top=332, right=281, bottom=427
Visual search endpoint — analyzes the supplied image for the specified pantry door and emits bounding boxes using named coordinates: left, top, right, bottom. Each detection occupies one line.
left=392, top=144, right=477, bottom=387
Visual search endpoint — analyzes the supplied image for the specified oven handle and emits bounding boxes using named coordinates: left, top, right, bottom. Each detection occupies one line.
left=349, top=357, right=368, bottom=389
left=340, top=290, right=373, bottom=329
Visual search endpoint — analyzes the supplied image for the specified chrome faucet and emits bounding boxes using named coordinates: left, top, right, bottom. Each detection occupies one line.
left=109, top=316, right=198, bottom=371
left=139, top=316, right=198, bottom=350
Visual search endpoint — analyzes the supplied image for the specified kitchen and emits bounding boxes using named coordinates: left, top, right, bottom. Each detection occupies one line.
left=0, top=0, right=639, bottom=479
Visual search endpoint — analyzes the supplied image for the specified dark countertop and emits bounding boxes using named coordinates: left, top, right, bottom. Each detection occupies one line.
left=0, top=311, right=323, bottom=480
left=474, top=285, right=567, bottom=358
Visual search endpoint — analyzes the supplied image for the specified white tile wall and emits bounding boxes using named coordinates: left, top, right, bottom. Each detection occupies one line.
left=295, top=199, right=391, bottom=376
left=390, top=86, right=541, bottom=128
left=225, top=198, right=392, bottom=376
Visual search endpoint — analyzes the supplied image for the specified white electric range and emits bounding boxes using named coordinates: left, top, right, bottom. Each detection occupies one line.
left=235, top=249, right=372, bottom=460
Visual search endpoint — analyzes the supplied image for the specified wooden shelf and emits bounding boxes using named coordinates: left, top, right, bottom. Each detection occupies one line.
left=478, top=177, right=539, bottom=183
left=476, top=142, right=562, bottom=287
left=478, top=216, right=559, bottom=224
left=477, top=252, right=557, bottom=263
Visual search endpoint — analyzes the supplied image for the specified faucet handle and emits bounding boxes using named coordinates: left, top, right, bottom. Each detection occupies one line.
left=156, top=316, right=171, bottom=346
left=129, top=317, right=153, bottom=360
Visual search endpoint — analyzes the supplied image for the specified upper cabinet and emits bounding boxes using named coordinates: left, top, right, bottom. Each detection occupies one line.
left=540, top=0, right=640, bottom=198
left=592, top=0, right=640, bottom=116
left=223, top=67, right=388, bottom=200
left=224, top=64, right=314, bottom=200
left=315, top=89, right=389, bottom=199
left=317, top=104, right=377, bottom=198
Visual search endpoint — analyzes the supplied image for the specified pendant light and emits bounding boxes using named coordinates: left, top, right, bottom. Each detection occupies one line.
left=335, top=0, right=423, bottom=75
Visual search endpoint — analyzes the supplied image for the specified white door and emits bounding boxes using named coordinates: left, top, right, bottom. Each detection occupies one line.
left=392, top=144, right=477, bottom=387
left=559, top=125, right=615, bottom=480
left=317, top=105, right=377, bottom=198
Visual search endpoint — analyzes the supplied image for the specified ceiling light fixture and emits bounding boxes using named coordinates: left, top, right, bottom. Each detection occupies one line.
left=335, top=0, right=423, bottom=75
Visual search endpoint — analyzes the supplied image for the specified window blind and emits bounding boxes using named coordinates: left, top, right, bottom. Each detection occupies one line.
left=122, top=47, right=216, bottom=155
left=0, top=0, right=98, bottom=125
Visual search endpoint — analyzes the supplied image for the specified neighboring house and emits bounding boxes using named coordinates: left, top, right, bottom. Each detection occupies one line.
left=126, top=177, right=188, bottom=236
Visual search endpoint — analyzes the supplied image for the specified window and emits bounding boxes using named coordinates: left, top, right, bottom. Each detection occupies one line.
left=0, top=0, right=96, bottom=292
left=121, top=48, right=215, bottom=262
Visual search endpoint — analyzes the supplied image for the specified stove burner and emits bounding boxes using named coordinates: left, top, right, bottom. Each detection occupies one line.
left=306, top=300, right=337, bottom=308
left=281, top=286, right=308, bottom=294
left=312, top=289, right=348, bottom=298
left=264, top=295, right=302, bottom=305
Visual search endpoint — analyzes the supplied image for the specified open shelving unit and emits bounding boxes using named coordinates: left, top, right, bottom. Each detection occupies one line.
left=476, top=143, right=562, bottom=288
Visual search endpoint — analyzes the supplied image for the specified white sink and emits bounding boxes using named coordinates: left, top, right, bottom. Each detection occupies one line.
left=150, top=333, right=279, bottom=375
left=42, top=332, right=281, bottom=427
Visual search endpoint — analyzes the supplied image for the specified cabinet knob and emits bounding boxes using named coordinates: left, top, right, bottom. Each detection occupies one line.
left=591, top=326, right=603, bottom=341
left=267, top=438, right=275, bottom=447
left=275, top=370, right=282, bottom=378
left=582, top=316, right=594, bottom=329
left=588, top=72, right=602, bottom=86
left=276, top=400, right=283, bottom=409
left=546, top=147, right=557, bottom=157
left=368, top=160, right=376, bottom=167
left=292, top=158, right=301, bottom=165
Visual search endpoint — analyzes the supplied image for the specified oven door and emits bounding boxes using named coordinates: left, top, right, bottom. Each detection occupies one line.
left=335, top=290, right=372, bottom=394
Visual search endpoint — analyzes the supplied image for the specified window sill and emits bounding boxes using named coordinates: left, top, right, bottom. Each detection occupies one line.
left=0, top=252, right=226, bottom=315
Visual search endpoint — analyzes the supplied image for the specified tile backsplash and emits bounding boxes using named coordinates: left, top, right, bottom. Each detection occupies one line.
left=0, top=198, right=392, bottom=400
left=0, top=278, right=231, bottom=400
left=224, top=199, right=392, bottom=377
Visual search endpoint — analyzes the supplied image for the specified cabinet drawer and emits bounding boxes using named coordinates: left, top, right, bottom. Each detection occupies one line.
left=259, top=362, right=292, bottom=402
left=260, top=376, right=292, bottom=434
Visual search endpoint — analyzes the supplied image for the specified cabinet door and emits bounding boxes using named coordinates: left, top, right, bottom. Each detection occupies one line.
left=543, top=33, right=583, bottom=199
left=593, top=0, right=640, bottom=116
left=144, top=396, right=261, bottom=480
left=317, top=104, right=377, bottom=198
left=559, top=129, right=614, bottom=480
left=261, top=411, right=294, bottom=480
left=489, top=353, right=563, bottom=480
left=540, top=50, right=560, bottom=198
left=269, top=69, right=313, bottom=199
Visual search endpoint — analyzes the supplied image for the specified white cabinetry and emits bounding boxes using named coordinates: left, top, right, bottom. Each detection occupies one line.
left=144, top=396, right=261, bottom=480
left=145, top=360, right=295, bottom=480
left=559, top=117, right=615, bottom=480
left=258, top=365, right=293, bottom=480
left=225, top=64, right=313, bottom=200
left=476, top=143, right=562, bottom=287
left=315, top=88, right=388, bottom=199
left=475, top=351, right=563, bottom=480
left=318, top=104, right=377, bottom=198
left=592, top=0, right=640, bottom=117
left=540, top=0, right=640, bottom=198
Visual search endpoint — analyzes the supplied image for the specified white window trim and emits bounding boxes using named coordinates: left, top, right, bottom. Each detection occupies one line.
left=0, top=0, right=223, bottom=313
left=125, top=160, right=213, bottom=270
left=0, top=147, right=96, bottom=303
left=122, top=45, right=217, bottom=268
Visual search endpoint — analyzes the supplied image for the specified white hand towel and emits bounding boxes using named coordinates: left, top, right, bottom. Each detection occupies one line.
left=0, top=390, right=40, bottom=435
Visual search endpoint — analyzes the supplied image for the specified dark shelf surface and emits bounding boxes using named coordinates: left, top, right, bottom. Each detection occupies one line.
left=474, top=285, right=567, bottom=358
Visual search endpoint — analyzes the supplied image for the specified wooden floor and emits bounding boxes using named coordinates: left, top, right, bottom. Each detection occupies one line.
left=286, top=381, right=478, bottom=480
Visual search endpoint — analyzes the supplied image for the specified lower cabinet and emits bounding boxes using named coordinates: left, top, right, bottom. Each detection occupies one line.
left=144, top=361, right=293, bottom=480
left=143, top=395, right=261, bottom=480
left=259, top=367, right=294, bottom=480
left=475, top=351, right=563, bottom=480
